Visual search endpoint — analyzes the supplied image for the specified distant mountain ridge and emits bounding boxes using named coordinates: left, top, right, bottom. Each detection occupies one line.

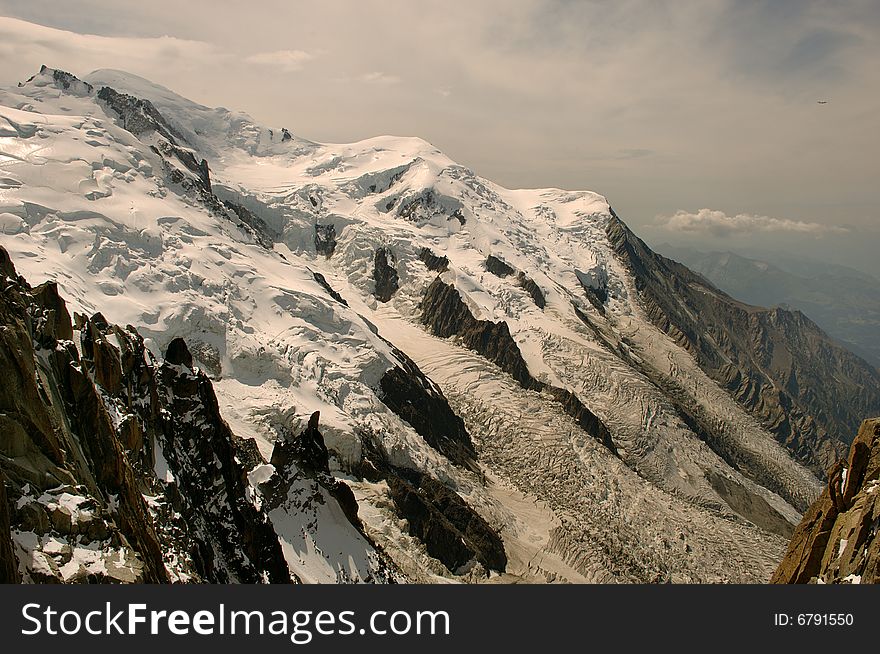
left=657, top=244, right=880, bottom=368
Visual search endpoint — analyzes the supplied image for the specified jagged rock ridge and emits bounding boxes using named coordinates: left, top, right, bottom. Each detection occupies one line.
left=772, top=418, right=880, bottom=584
left=0, top=246, right=398, bottom=583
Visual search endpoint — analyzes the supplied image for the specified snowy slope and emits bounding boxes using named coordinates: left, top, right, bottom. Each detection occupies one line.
left=0, top=67, right=827, bottom=582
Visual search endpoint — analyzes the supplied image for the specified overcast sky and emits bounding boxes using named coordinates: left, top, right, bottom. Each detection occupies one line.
left=1, top=1, right=878, bottom=275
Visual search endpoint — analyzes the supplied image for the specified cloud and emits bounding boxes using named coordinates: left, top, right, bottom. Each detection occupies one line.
left=244, top=49, right=314, bottom=72
left=656, top=208, right=848, bottom=237
left=0, top=15, right=226, bottom=88
left=0, top=4, right=877, bottom=273
left=616, top=149, right=653, bottom=160
left=357, top=71, right=400, bottom=85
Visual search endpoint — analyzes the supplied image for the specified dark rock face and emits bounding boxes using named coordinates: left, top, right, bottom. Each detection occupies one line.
left=152, top=139, right=213, bottom=194
left=223, top=199, right=278, bottom=249
left=152, top=348, right=290, bottom=583
left=30, top=282, right=74, bottom=343
left=387, top=469, right=507, bottom=573
left=315, top=224, right=337, bottom=257
left=271, top=412, right=330, bottom=474
left=373, top=248, right=399, bottom=303
left=351, top=432, right=506, bottom=576
left=0, top=246, right=293, bottom=583
left=164, top=337, right=193, bottom=368
left=485, top=256, right=545, bottom=309
left=265, top=412, right=363, bottom=533
left=606, top=212, right=880, bottom=477
left=0, top=247, right=168, bottom=583
left=420, top=277, right=615, bottom=453
left=580, top=281, right=608, bottom=314
left=773, top=418, right=880, bottom=584
left=97, top=81, right=283, bottom=255
left=379, top=348, right=477, bottom=468
left=0, top=471, right=20, bottom=583
left=546, top=387, right=615, bottom=453
left=418, top=247, right=449, bottom=273
left=0, top=246, right=16, bottom=279
left=232, top=436, right=264, bottom=472
left=421, top=277, right=534, bottom=387
left=517, top=272, right=546, bottom=309
left=97, top=86, right=182, bottom=144
left=311, top=271, right=348, bottom=306
left=23, top=66, right=93, bottom=96
left=397, top=190, right=463, bottom=224
left=48, top=67, right=94, bottom=94
left=485, top=255, right=515, bottom=278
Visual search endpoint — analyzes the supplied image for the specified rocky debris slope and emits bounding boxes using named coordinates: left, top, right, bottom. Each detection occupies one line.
left=772, top=418, right=880, bottom=584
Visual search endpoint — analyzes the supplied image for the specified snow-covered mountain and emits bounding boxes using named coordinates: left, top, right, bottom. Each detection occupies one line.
left=2, top=66, right=877, bottom=583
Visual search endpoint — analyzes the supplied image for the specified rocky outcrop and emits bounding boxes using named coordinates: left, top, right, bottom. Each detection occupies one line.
left=0, top=471, right=20, bottom=583
left=0, top=245, right=297, bottom=583
left=352, top=431, right=506, bottom=576
left=485, top=255, right=515, bottom=278
left=264, top=412, right=361, bottom=531
left=397, top=190, right=465, bottom=225
left=606, top=212, right=880, bottom=476
left=378, top=345, right=477, bottom=468
left=96, top=85, right=183, bottom=144
left=223, top=199, right=279, bottom=249
left=21, top=65, right=93, bottom=96
left=150, top=339, right=291, bottom=583
left=0, top=247, right=167, bottom=583
left=315, top=224, right=337, bottom=257
left=517, top=272, right=546, bottom=309
left=418, top=247, right=449, bottom=273
left=422, top=278, right=534, bottom=386
left=485, top=256, right=545, bottom=308
left=772, top=418, right=880, bottom=584
left=373, top=248, right=399, bottom=302
left=576, top=270, right=608, bottom=314
left=93, top=71, right=285, bottom=254
left=421, top=277, right=615, bottom=453
left=387, top=469, right=507, bottom=573
left=164, top=336, right=193, bottom=367
left=311, top=271, right=348, bottom=306
left=271, top=412, right=331, bottom=475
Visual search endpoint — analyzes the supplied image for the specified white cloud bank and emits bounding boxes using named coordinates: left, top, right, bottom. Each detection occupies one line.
left=0, top=15, right=225, bottom=80
left=357, top=71, right=401, bottom=85
left=244, top=49, right=314, bottom=72
left=657, top=208, right=849, bottom=237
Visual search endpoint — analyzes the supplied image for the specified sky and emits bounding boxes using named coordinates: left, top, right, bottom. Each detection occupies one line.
left=1, top=0, right=878, bottom=275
